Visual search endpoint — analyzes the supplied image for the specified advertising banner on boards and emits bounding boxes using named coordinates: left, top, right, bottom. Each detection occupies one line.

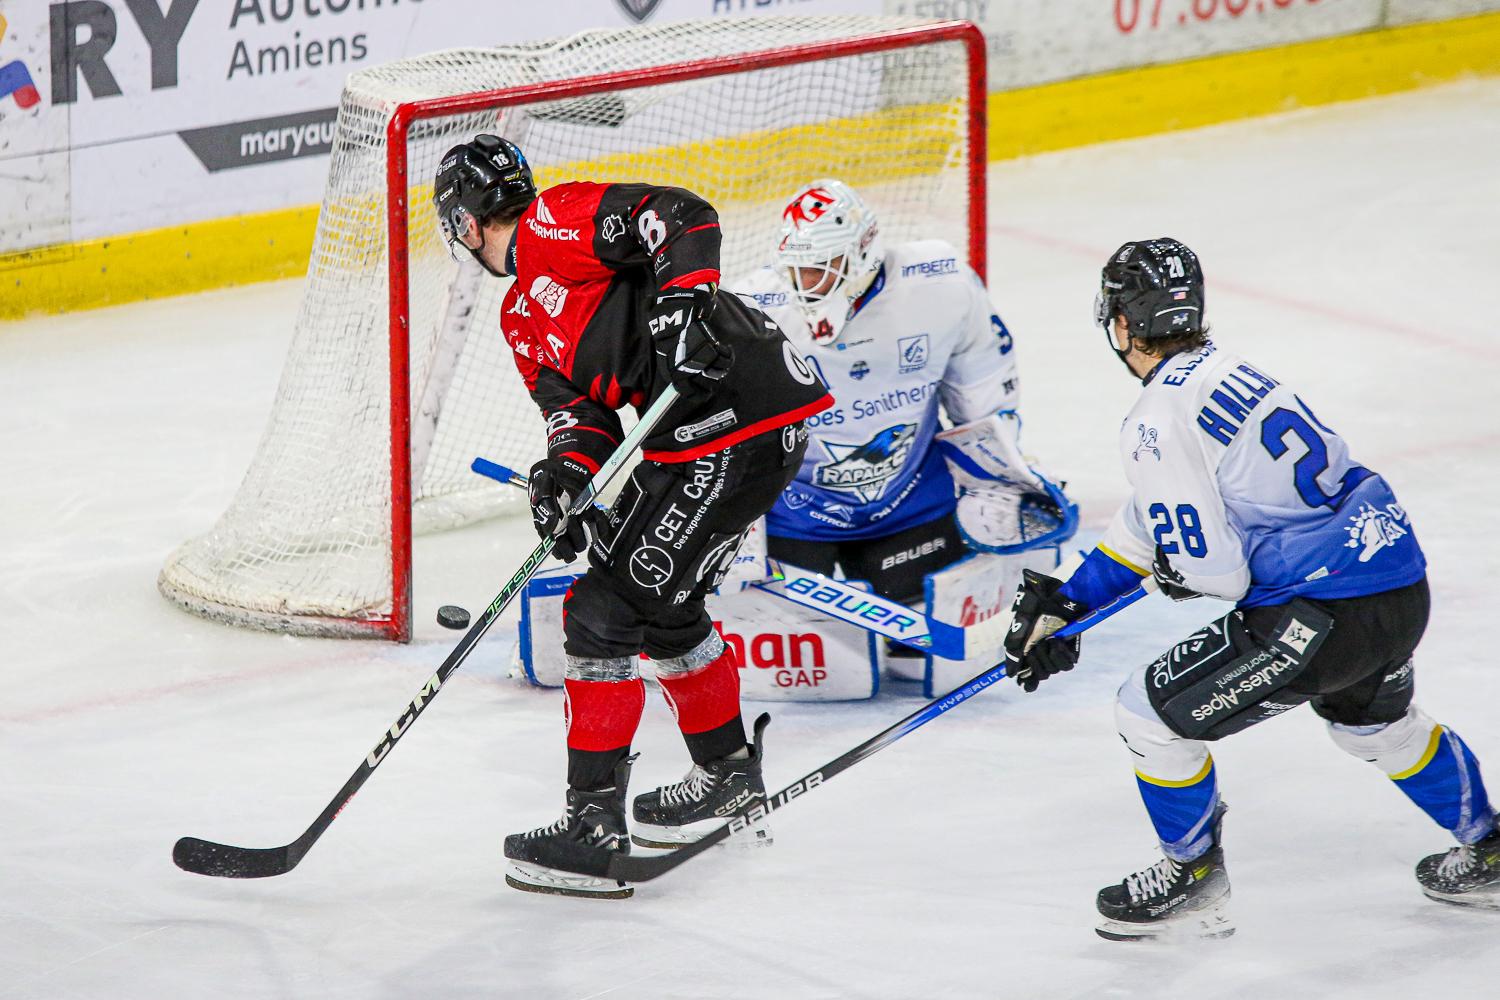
left=0, top=0, right=880, bottom=253
left=1, top=0, right=1496, bottom=257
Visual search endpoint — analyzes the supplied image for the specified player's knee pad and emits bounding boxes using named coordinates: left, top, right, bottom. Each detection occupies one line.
left=1327, top=704, right=1439, bottom=776
left=651, top=630, right=726, bottom=678
left=564, top=654, right=638, bottom=683
left=1116, top=666, right=1211, bottom=783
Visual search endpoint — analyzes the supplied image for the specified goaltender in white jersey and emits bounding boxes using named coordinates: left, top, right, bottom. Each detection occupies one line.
left=731, top=181, right=1075, bottom=609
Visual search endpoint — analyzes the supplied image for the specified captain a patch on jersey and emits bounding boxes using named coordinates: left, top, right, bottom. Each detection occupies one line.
left=813, top=424, right=916, bottom=503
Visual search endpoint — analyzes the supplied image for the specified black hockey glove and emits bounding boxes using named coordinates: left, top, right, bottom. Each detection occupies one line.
left=648, top=284, right=733, bottom=397
left=528, top=456, right=597, bottom=563
left=1151, top=544, right=1202, bottom=602
left=1004, top=569, right=1087, bottom=693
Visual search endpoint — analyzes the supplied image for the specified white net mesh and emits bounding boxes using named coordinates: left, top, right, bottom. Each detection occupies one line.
left=159, top=15, right=979, bottom=638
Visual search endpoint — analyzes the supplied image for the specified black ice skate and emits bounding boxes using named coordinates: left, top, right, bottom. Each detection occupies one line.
left=632, top=715, right=771, bottom=850
left=504, top=760, right=634, bottom=900
left=1096, top=804, right=1233, bottom=941
left=1416, top=826, right=1500, bottom=909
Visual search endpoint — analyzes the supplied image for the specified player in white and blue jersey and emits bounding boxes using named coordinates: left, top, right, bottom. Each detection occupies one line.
left=1004, top=238, right=1499, bottom=939
left=731, top=181, right=1074, bottom=610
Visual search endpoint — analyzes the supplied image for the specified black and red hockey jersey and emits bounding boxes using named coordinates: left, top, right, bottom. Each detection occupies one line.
left=497, top=181, right=831, bottom=469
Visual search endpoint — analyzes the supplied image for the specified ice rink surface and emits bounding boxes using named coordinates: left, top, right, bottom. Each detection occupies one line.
left=4, top=79, right=1500, bottom=999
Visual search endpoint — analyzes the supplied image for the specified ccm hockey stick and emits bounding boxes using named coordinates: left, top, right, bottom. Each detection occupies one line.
left=172, top=387, right=683, bottom=879
left=564, top=579, right=1155, bottom=885
left=471, top=458, right=989, bottom=657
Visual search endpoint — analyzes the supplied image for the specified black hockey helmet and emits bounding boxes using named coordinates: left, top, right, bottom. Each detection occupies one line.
left=1094, top=238, right=1205, bottom=340
left=433, top=134, right=536, bottom=262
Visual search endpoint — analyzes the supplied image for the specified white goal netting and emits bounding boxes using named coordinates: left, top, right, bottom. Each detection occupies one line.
left=159, top=15, right=981, bottom=638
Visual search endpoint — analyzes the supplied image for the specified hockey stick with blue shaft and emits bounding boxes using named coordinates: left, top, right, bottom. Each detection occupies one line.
left=172, top=387, right=683, bottom=879
left=547, top=577, right=1157, bottom=885
left=471, top=458, right=981, bottom=657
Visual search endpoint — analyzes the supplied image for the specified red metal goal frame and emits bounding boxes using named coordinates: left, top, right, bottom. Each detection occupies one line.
left=375, top=20, right=988, bottom=641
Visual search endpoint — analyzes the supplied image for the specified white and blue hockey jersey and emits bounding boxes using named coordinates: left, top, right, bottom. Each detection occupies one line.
left=732, top=240, right=1018, bottom=541
left=1062, top=341, right=1425, bottom=610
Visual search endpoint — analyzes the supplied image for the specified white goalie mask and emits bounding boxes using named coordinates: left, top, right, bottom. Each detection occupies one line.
left=775, top=180, right=882, bottom=346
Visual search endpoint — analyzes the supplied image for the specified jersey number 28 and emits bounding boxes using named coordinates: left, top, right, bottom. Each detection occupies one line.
left=1149, top=503, right=1206, bottom=557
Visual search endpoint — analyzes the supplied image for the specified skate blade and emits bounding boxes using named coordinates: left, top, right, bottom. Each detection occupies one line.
left=631, top=819, right=774, bottom=851
left=1096, top=901, right=1234, bottom=942
left=505, top=863, right=633, bottom=900
left=1422, top=887, right=1500, bottom=910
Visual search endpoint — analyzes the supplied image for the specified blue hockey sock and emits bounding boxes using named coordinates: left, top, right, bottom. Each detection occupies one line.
left=1391, top=726, right=1495, bottom=845
left=1135, top=755, right=1219, bottom=861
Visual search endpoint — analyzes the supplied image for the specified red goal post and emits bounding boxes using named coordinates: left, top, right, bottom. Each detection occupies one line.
left=160, top=17, right=987, bottom=641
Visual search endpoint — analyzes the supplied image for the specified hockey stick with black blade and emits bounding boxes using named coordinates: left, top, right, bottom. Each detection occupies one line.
left=572, top=580, right=1155, bottom=884
left=172, top=386, right=682, bottom=879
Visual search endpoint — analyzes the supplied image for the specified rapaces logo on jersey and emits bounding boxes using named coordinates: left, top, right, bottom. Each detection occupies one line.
left=814, top=424, right=916, bottom=503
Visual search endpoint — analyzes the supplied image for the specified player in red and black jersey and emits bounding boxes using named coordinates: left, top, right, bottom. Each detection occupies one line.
left=434, top=135, right=831, bottom=897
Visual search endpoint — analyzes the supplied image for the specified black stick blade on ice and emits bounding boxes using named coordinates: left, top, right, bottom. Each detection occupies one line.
left=173, top=837, right=299, bottom=878
left=171, top=389, right=684, bottom=880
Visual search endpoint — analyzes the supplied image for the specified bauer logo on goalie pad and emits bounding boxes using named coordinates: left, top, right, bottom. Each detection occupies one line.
left=814, top=423, right=915, bottom=503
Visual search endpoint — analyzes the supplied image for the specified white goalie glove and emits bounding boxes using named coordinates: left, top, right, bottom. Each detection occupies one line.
left=935, top=412, right=1078, bottom=554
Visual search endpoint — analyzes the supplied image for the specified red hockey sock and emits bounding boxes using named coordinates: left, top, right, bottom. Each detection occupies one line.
left=563, top=677, right=645, bottom=752
left=657, top=647, right=743, bottom=737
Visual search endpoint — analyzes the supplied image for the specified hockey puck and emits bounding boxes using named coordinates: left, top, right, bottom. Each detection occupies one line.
left=436, top=605, right=471, bottom=630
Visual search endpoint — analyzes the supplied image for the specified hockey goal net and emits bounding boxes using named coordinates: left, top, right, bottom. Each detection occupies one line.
left=158, top=15, right=986, bottom=640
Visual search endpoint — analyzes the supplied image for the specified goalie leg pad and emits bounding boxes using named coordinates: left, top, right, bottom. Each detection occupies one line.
left=922, top=546, right=1060, bottom=698
left=707, top=585, right=879, bottom=701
